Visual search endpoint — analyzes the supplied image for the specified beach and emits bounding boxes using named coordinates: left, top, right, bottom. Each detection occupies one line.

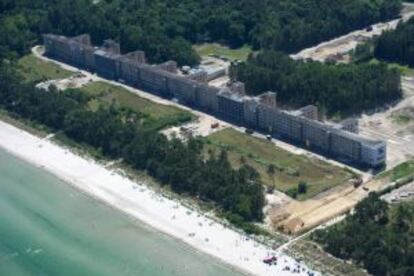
left=0, top=148, right=240, bottom=276
left=0, top=120, right=317, bottom=276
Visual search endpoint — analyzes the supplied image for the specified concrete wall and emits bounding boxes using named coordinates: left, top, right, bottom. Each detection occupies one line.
left=330, top=130, right=361, bottom=161
left=298, top=105, right=318, bottom=120
left=217, top=93, right=245, bottom=124
left=156, top=60, right=178, bottom=74
left=119, top=58, right=140, bottom=86
left=138, top=65, right=169, bottom=96
left=302, top=120, right=331, bottom=150
left=195, top=84, right=219, bottom=112
left=43, top=33, right=387, bottom=168
left=94, top=51, right=120, bottom=80
left=244, top=99, right=259, bottom=128
left=168, top=76, right=197, bottom=104
left=361, top=142, right=386, bottom=167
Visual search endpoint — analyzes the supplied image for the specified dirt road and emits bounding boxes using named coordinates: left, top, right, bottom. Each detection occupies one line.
left=291, top=3, right=414, bottom=63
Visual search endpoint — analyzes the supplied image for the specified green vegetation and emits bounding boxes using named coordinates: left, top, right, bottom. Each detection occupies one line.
left=388, top=63, right=414, bottom=77
left=205, top=128, right=355, bottom=200
left=374, top=160, right=414, bottom=197
left=367, top=58, right=414, bottom=77
left=194, top=43, right=252, bottom=61
left=1, top=0, right=404, bottom=120
left=286, top=182, right=309, bottom=199
left=17, top=54, right=73, bottom=83
left=0, top=61, right=265, bottom=224
left=15, top=53, right=193, bottom=131
left=289, top=239, right=367, bottom=276
left=376, top=160, right=414, bottom=182
left=0, top=0, right=402, bottom=63
left=231, top=50, right=402, bottom=117
left=80, top=81, right=194, bottom=131
left=0, top=110, right=50, bottom=138
left=313, top=193, right=414, bottom=276
left=391, top=114, right=412, bottom=125
left=375, top=17, right=414, bottom=67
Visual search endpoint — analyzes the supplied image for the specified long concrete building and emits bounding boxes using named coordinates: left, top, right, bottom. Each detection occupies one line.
left=43, top=33, right=387, bottom=168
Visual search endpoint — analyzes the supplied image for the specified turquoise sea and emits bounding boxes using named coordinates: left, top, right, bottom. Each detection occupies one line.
left=0, top=148, right=241, bottom=276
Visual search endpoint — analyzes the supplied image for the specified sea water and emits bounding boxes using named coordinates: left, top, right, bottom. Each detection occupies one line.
left=0, top=149, right=241, bottom=276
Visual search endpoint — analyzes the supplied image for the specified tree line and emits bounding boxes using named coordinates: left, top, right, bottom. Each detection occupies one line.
left=230, top=51, right=402, bottom=117
left=313, top=193, right=414, bottom=276
left=375, top=17, right=414, bottom=67
left=0, top=62, right=265, bottom=225
left=0, top=0, right=402, bottom=64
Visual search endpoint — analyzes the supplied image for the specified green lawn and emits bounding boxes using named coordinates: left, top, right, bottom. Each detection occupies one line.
left=18, top=54, right=73, bottom=83
left=205, top=128, right=355, bottom=200
left=376, top=160, right=414, bottom=182
left=194, top=43, right=252, bottom=61
left=80, top=81, right=195, bottom=130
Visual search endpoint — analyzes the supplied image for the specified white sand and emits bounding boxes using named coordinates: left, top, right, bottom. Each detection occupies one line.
left=0, top=120, right=318, bottom=276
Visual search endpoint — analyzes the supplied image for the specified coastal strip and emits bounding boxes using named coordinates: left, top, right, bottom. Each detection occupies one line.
left=0, top=120, right=316, bottom=276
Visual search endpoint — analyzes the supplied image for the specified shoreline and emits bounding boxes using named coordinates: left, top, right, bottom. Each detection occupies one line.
left=0, top=138, right=245, bottom=276
left=0, top=120, right=317, bottom=276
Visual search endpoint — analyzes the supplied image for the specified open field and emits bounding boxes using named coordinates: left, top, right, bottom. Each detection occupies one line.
left=194, top=43, right=252, bottom=61
left=17, top=53, right=194, bottom=131
left=273, top=158, right=414, bottom=234
left=80, top=81, right=195, bottom=130
left=205, top=128, right=355, bottom=200
left=18, top=54, right=73, bottom=83
left=376, top=160, right=414, bottom=182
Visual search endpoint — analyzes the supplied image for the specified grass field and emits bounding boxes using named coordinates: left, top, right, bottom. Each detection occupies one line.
left=205, top=128, right=355, bottom=200
left=18, top=54, right=73, bottom=83
left=376, top=160, right=414, bottom=182
left=80, top=81, right=195, bottom=130
left=194, top=43, right=252, bottom=61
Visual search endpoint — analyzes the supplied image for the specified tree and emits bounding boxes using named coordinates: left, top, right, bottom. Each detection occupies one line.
left=267, top=164, right=276, bottom=188
left=312, top=194, right=414, bottom=276
left=231, top=50, right=401, bottom=117
left=375, top=17, right=414, bottom=67
left=0, top=0, right=402, bottom=64
left=239, top=155, right=246, bottom=165
left=298, top=181, right=308, bottom=194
